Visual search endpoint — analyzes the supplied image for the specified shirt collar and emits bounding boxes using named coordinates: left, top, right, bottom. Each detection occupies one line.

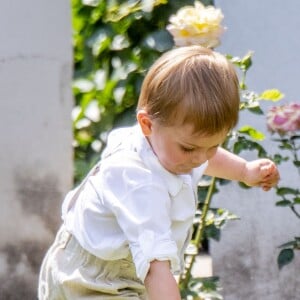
left=134, top=125, right=186, bottom=197
left=146, top=151, right=185, bottom=197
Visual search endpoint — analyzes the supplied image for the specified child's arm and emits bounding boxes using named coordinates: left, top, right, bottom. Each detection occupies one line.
left=145, top=260, right=181, bottom=300
left=204, top=147, right=280, bottom=191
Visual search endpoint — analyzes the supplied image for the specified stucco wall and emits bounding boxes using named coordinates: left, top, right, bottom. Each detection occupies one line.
left=0, top=1, right=73, bottom=298
left=211, top=1, right=300, bottom=299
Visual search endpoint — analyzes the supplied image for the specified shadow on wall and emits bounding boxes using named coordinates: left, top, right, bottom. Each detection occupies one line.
left=0, top=170, right=64, bottom=299
left=0, top=241, right=49, bottom=300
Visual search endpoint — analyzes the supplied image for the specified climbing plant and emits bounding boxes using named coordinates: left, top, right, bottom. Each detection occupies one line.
left=72, top=0, right=213, bottom=182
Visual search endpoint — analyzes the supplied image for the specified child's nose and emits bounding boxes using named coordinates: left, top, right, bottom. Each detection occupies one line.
left=191, top=151, right=207, bottom=165
left=192, top=148, right=217, bottom=164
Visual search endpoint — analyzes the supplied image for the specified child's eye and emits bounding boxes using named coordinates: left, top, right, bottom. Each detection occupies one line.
left=180, top=146, right=195, bottom=153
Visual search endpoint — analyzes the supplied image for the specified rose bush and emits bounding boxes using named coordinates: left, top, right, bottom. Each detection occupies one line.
left=165, top=2, right=286, bottom=299
left=266, top=103, right=300, bottom=268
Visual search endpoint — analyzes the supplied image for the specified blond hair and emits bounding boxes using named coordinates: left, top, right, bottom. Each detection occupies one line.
left=137, top=45, right=240, bottom=134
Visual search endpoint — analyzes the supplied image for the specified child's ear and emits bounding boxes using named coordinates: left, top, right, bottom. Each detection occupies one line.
left=137, top=110, right=152, bottom=136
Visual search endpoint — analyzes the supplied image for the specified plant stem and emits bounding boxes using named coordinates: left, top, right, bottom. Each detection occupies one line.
left=195, top=177, right=217, bottom=245
left=291, top=205, right=300, bottom=219
left=179, top=176, right=217, bottom=289
left=290, top=137, right=300, bottom=176
left=240, top=70, right=247, bottom=90
left=286, top=137, right=300, bottom=219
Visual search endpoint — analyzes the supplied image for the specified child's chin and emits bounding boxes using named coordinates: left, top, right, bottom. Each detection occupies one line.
left=165, top=164, right=192, bottom=175
left=175, top=167, right=193, bottom=175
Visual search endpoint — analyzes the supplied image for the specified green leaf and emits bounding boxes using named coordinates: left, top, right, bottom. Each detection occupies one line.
left=277, top=248, right=294, bottom=269
left=278, top=240, right=298, bottom=249
left=238, top=182, right=251, bottom=189
left=87, top=27, right=112, bottom=56
left=239, top=81, right=247, bottom=90
left=259, top=89, right=284, bottom=101
left=105, top=1, right=140, bottom=22
left=230, top=52, right=253, bottom=72
left=293, top=160, right=300, bottom=167
left=291, top=135, right=300, bottom=141
left=240, top=51, right=253, bottom=71
left=204, top=225, right=221, bottom=241
left=74, top=158, right=92, bottom=181
left=110, top=34, right=130, bottom=50
left=295, top=237, right=300, bottom=249
left=248, top=106, right=264, bottom=115
left=232, top=137, right=267, bottom=157
left=293, top=197, right=300, bottom=204
left=276, top=187, right=299, bottom=196
left=142, top=30, right=173, bottom=52
left=73, top=78, right=95, bottom=93
left=279, top=141, right=293, bottom=150
left=82, top=0, right=100, bottom=7
left=276, top=200, right=292, bottom=207
left=233, top=141, right=244, bottom=154
left=239, top=125, right=265, bottom=141
left=272, top=154, right=289, bottom=164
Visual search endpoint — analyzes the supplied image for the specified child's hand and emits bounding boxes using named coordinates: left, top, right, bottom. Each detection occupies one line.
left=243, top=159, right=280, bottom=191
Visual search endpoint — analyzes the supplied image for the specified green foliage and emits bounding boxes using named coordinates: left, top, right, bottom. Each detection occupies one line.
left=229, top=54, right=300, bottom=268
left=71, top=1, right=217, bottom=297
left=232, top=136, right=267, bottom=157
left=180, top=276, right=223, bottom=300
left=277, top=248, right=294, bottom=269
left=259, top=89, right=284, bottom=102
left=72, top=0, right=199, bottom=182
left=179, top=51, right=287, bottom=297
left=268, top=130, right=300, bottom=267
left=277, top=236, right=300, bottom=269
left=72, top=0, right=215, bottom=182
left=238, top=125, right=265, bottom=141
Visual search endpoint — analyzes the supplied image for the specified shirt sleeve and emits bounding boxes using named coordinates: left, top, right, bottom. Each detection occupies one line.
left=99, top=155, right=181, bottom=282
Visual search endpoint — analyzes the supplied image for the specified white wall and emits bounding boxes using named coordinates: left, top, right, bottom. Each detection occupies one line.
left=0, top=1, right=73, bottom=298
left=211, top=1, right=300, bottom=299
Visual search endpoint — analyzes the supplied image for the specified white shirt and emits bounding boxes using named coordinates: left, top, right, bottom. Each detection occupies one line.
left=62, top=125, right=208, bottom=282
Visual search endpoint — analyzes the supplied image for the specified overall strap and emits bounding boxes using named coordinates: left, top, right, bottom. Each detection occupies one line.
left=64, top=140, right=124, bottom=214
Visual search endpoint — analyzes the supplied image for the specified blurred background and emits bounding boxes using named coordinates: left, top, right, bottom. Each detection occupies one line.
left=0, top=1, right=299, bottom=299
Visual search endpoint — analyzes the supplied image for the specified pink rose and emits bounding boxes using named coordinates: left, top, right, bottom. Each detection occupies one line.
left=267, top=102, right=300, bottom=134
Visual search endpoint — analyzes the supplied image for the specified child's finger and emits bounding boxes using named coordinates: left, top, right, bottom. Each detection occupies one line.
left=261, top=176, right=279, bottom=188
left=260, top=165, right=273, bottom=178
left=261, top=164, right=280, bottom=182
left=261, top=183, right=271, bottom=191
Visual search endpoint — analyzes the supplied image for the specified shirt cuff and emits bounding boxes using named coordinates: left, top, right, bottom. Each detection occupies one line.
left=130, top=229, right=181, bottom=282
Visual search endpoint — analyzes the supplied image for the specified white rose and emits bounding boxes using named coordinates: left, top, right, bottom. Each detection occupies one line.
left=166, top=1, right=225, bottom=48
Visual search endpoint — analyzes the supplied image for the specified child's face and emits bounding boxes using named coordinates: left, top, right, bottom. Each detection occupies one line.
left=147, top=122, right=228, bottom=175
